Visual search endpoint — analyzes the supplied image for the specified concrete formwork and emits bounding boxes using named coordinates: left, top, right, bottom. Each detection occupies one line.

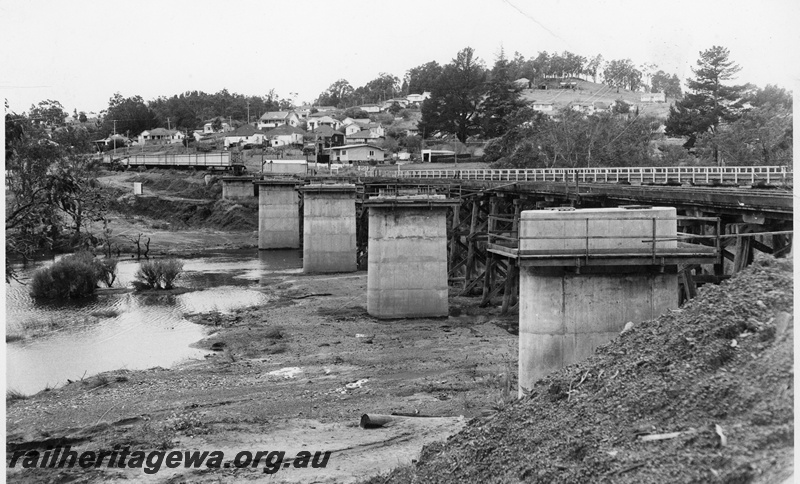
left=518, top=207, right=680, bottom=394
left=221, top=176, right=255, bottom=200
left=300, top=184, right=357, bottom=273
left=256, top=179, right=301, bottom=249
left=365, top=197, right=457, bottom=319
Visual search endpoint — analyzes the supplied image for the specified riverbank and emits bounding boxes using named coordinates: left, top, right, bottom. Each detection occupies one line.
left=7, top=268, right=518, bottom=482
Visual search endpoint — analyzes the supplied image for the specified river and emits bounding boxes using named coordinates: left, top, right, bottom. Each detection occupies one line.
left=5, top=250, right=301, bottom=395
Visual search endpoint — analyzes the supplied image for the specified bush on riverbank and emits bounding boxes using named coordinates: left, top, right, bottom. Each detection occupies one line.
left=30, top=252, right=118, bottom=299
left=133, top=259, right=184, bottom=290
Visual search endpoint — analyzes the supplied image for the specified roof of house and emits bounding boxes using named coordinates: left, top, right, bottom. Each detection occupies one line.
left=312, top=115, right=339, bottom=124
left=330, top=144, right=384, bottom=151
left=593, top=102, right=610, bottom=109
left=264, top=124, right=305, bottom=136
left=145, top=128, right=179, bottom=136
left=260, top=111, right=294, bottom=121
left=313, top=125, right=344, bottom=137
left=346, top=130, right=377, bottom=139
left=225, top=124, right=261, bottom=137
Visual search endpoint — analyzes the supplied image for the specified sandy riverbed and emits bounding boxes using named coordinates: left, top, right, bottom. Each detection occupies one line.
left=7, top=267, right=518, bottom=483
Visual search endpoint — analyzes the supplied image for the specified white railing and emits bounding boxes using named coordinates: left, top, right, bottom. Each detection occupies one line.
left=379, top=166, right=791, bottom=185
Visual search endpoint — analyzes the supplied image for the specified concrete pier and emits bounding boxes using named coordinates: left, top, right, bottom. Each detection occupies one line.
left=365, top=196, right=458, bottom=319
left=517, top=207, right=681, bottom=394
left=221, top=176, right=256, bottom=200
left=300, top=184, right=357, bottom=273
left=256, top=179, right=301, bottom=249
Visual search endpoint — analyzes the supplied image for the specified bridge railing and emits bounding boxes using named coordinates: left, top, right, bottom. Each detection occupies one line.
left=107, top=152, right=232, bottom=167
left=386, top=166, right=791, bottom=185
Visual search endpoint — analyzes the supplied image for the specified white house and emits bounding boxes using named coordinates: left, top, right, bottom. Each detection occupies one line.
left=344, top=124, right=362, bottom=136
left=223, top=124, right=266, bottom=148
left=263, top=124, right=305, bottom=147
left=406, top=92, right=431, bottom=105
left=306, top=115, right=342, bottom=132
left=203, top=122, right=232, bottom=133
left=258, top=111, right=300, bottom=130
left=531, top=101, right=555, bottom=113
left=138, top=128, right=185, bottom=145
left=329, top=144, right=385, bottom=163
left=570, top=102, right=595, bottom=115
left=641, top=92, right=666, bottom=103
left=360, top=104, right=382, bottom=113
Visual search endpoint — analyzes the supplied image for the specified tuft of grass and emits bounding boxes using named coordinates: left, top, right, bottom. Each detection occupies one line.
left=6, top=333, right=24, bottom=343
left=7, top=389, right=28, bottom=402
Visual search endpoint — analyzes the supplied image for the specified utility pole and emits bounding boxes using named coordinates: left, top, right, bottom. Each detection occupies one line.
left=167, top=117, right=171, bottom=130
left=112, top=119, right=117, bottom=153
left=247, top=101, right=251, bottom=125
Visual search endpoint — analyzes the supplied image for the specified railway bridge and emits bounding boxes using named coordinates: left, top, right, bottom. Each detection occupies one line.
left=228, top=165, right=793, bottom=311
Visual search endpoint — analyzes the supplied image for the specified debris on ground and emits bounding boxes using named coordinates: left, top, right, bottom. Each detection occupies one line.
left=368, top=255, right=793, bottom=484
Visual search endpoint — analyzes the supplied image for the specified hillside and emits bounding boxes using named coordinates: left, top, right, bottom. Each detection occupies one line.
left=369, top=255, right=793, bottom=483
left=520, top=79, right=673, bottom=118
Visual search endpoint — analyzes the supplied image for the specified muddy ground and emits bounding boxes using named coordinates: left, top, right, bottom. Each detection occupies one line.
left=7, top=268, right=519, bottom=483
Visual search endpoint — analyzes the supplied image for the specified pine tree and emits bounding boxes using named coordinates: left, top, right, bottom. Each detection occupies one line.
left=480, top=50, right=527, bottom=138
left=665, top=46, right=746, bottom=164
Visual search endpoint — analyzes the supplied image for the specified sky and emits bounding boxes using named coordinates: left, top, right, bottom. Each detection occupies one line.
left=1, top=0, right=798, bottom=115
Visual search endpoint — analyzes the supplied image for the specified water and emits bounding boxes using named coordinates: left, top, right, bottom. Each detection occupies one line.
left=5, top=250, right=302, bottom=395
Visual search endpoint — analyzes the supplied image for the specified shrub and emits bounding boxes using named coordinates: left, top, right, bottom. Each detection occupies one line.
left=134, top=260, right=161, bottom=289
left=30, top=252, right=104, bottom=299
left=97, top=258, right=118, bottom=287
left=160, top=259, right=183, bottom=289
left=134, top=259, right=184, bottom=290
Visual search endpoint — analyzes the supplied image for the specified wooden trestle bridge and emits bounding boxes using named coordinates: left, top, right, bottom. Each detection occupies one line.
left=282, top=166, right=793, bottom=315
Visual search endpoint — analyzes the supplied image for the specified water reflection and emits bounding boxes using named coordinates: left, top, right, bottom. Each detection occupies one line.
left=6, top=249, right=302, bottom=395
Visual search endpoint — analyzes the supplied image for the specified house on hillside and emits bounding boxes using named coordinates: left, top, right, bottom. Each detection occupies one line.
left=138, top=128, right=185, bottom=145
left=360, top=104, right=382, bottom=114
left=346, top=129, right=384, bottom=145
left=514, top=78, right=532, bottom=89
left=641, top=92, right=666, bottom=103
left=593, top=101, right=611, bottom=113
left=406, top=92, right=431, bottom=105
left=312, top=125, right=345, bottom=149
left=329, top=144, right=385, bottom=163
left=306, top=115, right=342, bottom=132
left=223, top=124, right=267, bottom=148
left=263, top=124, right=305, bottom=147
left=380, top=98, right=409, bottom=110
left=203, top=121, right=232, bottom=133
left=570, top=102, right=595, bottom=115
left=258, top=111, right=300, bottom=130
left=532, top=101, right=555, bottom=113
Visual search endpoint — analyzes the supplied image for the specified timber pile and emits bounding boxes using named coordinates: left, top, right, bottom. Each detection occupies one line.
left=369, top=255, right=793, bottom=483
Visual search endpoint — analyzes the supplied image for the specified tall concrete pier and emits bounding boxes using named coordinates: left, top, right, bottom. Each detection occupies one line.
left=255, top=179, right=301, bottom=249
left=365, top=195, right=458, bottom=319
left=516, top=206, right=699, bottom=395
left=300, top=184, right=357, bottom=273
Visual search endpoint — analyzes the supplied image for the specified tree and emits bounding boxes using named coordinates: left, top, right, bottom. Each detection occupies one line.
left=480, top=50, right=527, bottom=138
left=405, top=61, right=443, bottom=95
left=665, top=46, right=747, bottom=164
left=315, top=79, right=354, bottom=108
left=418, top=47, right=487, bottom=142
left=5, top=111, right=107, bottom=281
left=651, top=70, right=683, bottom=99
left=603, top=59, right=642, bottom=92
left=100, top=93, right=159, bottom=138
left=696, top=85, right=792, bottom=166
left=29, top=99, right=68, bottom=128
left=584, top=54, right=604, bottom=83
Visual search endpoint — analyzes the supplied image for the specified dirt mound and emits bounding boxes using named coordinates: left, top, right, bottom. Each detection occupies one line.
left=369, top=256, right=793, bottom=484
left=110, top=195, right=257, bottom=231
